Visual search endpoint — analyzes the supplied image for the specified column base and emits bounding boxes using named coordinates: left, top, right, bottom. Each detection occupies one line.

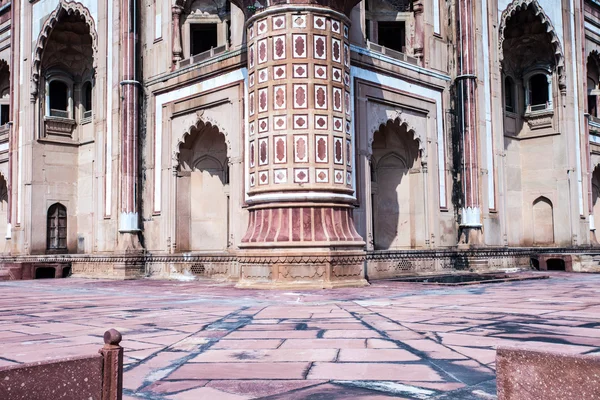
left=236, top=249, right=368, bottom=289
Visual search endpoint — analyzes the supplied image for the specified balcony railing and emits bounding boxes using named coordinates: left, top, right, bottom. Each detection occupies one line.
left=366, top=40, right=419, bottom=65
left=179, top=44, right=229, bottom=68
left=50, top=108, right=69, bottom=118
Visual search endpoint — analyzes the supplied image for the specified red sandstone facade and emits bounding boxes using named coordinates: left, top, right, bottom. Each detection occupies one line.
left=1, top=0, right=600, bottom=286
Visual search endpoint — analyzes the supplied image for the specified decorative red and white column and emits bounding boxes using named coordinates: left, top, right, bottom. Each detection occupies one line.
left=237, top=1, right=367, bottom=288
left=456, top=0, right=482, bottom=243
left=119, top=0, right=141, bottom=243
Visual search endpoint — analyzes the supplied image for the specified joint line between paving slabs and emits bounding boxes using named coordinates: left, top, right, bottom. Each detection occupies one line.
left=340, top=303, right=493, bottom=384
left=130, top=306, right=256, bottom=393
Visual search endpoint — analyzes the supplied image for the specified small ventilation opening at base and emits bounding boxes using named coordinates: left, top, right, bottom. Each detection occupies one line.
left=547, top=258, right=566, bottom=271
left=35, top=267, right=56, bottom=279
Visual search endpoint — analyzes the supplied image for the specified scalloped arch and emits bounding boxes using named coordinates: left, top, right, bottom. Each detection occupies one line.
left=369, top=116, right=425, bottom=158
left=498, top=0, right=565, bottom=90
left=174, top=118, right=231, bottom=165
left=31, top=1, right=98, bottom=100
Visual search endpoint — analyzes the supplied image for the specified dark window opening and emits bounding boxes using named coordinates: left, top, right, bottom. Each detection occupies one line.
left=377, top=22, right=406, bottom=53
left=0, top=104, right=9, bottom=125
left=47, top=203, right=67, bottom=251
left=35, top=267, right=56, bottom=279
left=529, top=74, right=549, bottom=108
left=365, top=19, right=371, bottom=41
left=190, top=24, right=218, bottom=56
left=589, top=95, right=598, bottom=118
left=547, top=258, right=566, bottom=271
left=49, top=80, right=69, bottom=118
left=504, top=77, right=515, bottom=113
left=83, top=82, right=92, bottom=119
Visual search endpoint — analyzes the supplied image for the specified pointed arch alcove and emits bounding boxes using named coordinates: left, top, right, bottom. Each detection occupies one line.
left=31, top=1, right=98, bottom=100
left=369, top=118, right=425, bottom=250
left=175, top=119, right=231, bottom=252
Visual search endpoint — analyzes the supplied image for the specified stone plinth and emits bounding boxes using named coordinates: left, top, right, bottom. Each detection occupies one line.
left=237, top=249, right=367, bottom=289
left=496, top=347, right=600, bottom=400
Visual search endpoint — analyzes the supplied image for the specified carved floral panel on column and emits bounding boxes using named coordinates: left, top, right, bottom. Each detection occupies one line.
left=315, top=65, right=327, bottom=79
left=257, top=19, right=268, bottom=35
left=273, top=65, right=286, bottom=79
left=258, top=39, right=268, bottom=64
left=272, top=15, right=285, bottom=30
left=259, top=138, right=269, bottom=166
left=314, top=35, right=327, bottom=60
left=258, top=68, right=268, bottom=83
left=293, top=64, right=308, bottom=78
left=293, top=34, right=307, bottom=58
left=334, top=137, right=344, bottom=165
left=294, top=168, right=309, bottom=183
left=315, top=115, right=328, bottom=130
left=258, top=88, right=268, bottom=113
left=250, top=172, right=256, bottom=187
left=314, top=16, right=326, bottom=30
left=316, top=168, right=329, bottom=183
left=273, top=115, right=286, bottom=130
left=294, top=115, right=308, bottom=130
left=294, top=135, right=308, bottom=162
left=292, top=15, right=306, bottom=28
left=245, top=9, right=355, bottom=195
left=333, top=117, right=343, bottom=132
left=274, top=168, right=287, bottom=184
left=315, top=135, right=328, bottom=163
left=273, top=35, right=286, bottom=60
left=315, top=85, right=327, bottom=109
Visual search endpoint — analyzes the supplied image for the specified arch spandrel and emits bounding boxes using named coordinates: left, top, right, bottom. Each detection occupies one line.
left=367, top=105, right=426, bottom=159
left=31, top=1, right=98, bottom=100
left=174, top=115, right=232, bottom=167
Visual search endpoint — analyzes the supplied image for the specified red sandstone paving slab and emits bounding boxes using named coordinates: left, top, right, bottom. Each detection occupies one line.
left=225, top=330, right=318, bottom=339
left=167, top=362, right=311, bottom=380
left=141, top=379, right=209, bottom=395
left=367, top=339, right=400, bottom=349
left=401, top=322, right=471, bottom=333
left=212, top=339, right=284, bottom=349
left=400, top=339, right=468, bottom=360
left=125, top=347, right=165, bottom=360
left=189, top=348, right=338, bottom=363
left=385, top=330, right=426, bottom=341
left=238, top=324, right=306, bottom=331
left=322, top=329, right=383, bottom=339
left=124, top=351, right=186, bottom=391
left=490, top=332, right=600, bottom=347
left=0, top=359, right=17, bottom=367
left=167, top=386, right=251, bottom=399
left=258, top=382, right=409, bottom=399
left=206, top=379, right=327, bottom=398
left=279, top=338, right=367, bottom=349
left=337, top=348, right=421, bottom=362
left=3, top=343, right=102, bottom=363
left=133, top=333, right=192, bottom=346
left=307, top=362, right=443, bottom=381
left=448, top=345, right=498, bottom=365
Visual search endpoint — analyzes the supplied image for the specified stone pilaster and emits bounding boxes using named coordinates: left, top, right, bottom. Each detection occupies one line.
left=239, top=6, right=367, bottom=288
left=456, top=0, right=483, bottom=245
left=117, top=0, right=144, bottom=264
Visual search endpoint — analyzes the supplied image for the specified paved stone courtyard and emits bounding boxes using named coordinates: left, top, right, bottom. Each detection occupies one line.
left=0, top=272, right=599, bottom=399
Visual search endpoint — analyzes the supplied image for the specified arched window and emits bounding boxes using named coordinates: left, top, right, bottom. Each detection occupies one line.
left=82, top=81, right=92, bottom=120
left=47, top=203, right=67, bottom=251
left=49, top=80, right=69, bottom=118
left=527, top=73, right=550, bottom=111
left=504, top=76, right=515, bottom=113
